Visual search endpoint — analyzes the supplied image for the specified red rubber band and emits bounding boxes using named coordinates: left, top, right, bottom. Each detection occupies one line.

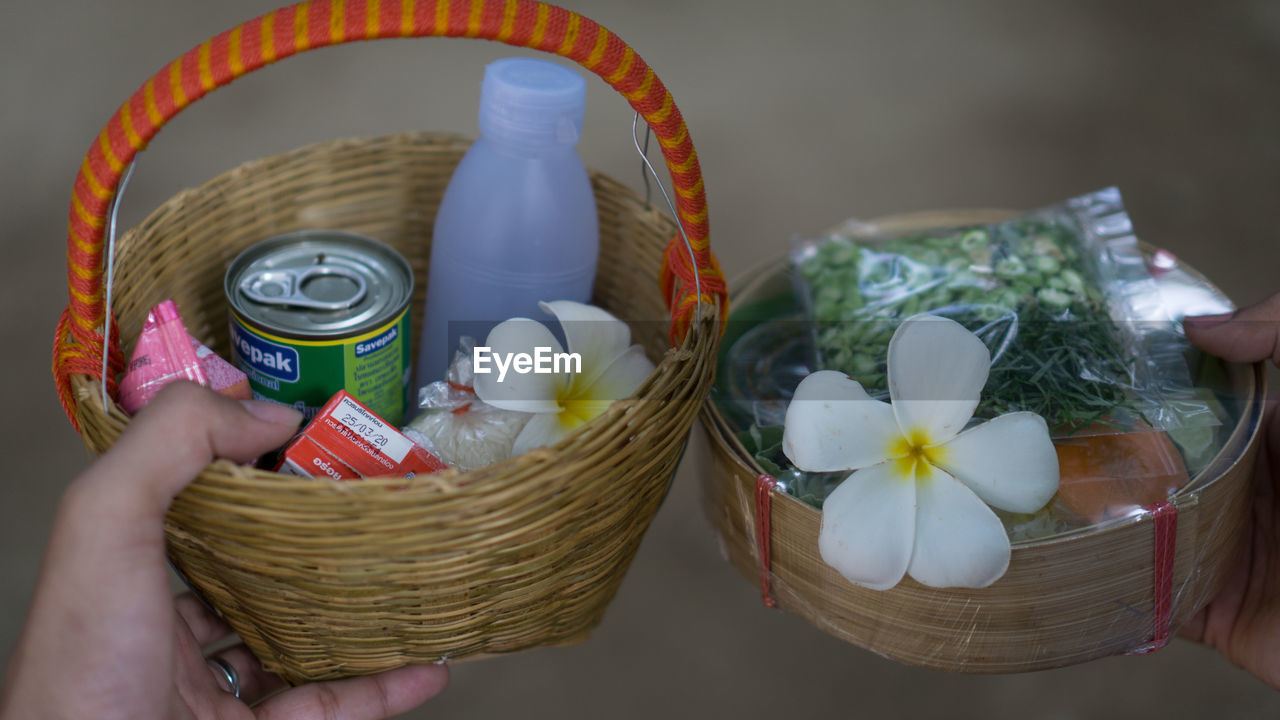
left=1128, top=500, right=1178, bottom=655
left=754, top=474, right=778, bottom=608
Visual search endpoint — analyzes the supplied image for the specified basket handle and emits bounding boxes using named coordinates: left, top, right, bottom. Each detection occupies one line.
left=53, top=0, right=726, bottom=426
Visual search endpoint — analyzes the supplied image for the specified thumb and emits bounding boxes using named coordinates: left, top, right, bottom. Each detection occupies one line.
left=74, top=382, right=303, bottom=518
left=3, top=386, right=302, bottom=717
left=1184, top=292, right=1280, bottom=366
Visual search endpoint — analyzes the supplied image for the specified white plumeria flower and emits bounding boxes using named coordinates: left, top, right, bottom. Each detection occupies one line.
left=474, top=300, right=655, bottom=455
left=783, top=314, right=1059, bottom=590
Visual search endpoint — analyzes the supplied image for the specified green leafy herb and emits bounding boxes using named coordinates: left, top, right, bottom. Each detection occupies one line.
left=795, top=219, right=1150, bottom=433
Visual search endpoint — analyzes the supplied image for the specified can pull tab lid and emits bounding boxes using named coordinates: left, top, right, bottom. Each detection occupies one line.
left=239, top=263, right=368, bottom=311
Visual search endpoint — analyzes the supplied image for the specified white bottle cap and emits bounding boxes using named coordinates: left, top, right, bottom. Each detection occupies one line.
left=478, top=57, right=587, bottom=148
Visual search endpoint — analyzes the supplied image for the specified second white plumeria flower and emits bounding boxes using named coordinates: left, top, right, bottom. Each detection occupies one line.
left=783, top=314, right=1059, bottom=590
left=474, top=300, right=655, bottom=455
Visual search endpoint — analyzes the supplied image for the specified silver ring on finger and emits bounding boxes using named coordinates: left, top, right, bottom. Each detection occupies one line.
left=205, top=655, right=241, bottom=699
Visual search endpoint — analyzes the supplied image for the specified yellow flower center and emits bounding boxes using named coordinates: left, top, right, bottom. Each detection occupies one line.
left=556, top=381, right=597, bottom=429
left=888, top=428, right=947, bottom=482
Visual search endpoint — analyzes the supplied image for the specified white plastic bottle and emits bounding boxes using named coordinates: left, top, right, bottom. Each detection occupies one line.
left=416, top=57, right=598, bottom=388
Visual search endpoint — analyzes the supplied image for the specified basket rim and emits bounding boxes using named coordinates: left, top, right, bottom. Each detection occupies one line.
left=65, top=130, right=724, bottom=499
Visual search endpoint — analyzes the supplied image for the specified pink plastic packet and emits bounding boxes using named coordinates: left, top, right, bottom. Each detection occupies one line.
left=118, top=301, right=208, bottom=413
left=192, top=337, right=252, bottom=401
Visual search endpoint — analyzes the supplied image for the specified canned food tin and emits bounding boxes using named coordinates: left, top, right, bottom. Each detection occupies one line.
left=225, top=231, right=414, bottom=425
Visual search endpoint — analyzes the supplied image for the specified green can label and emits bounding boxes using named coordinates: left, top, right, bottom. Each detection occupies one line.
left=230, top=309, right=411, bottom=425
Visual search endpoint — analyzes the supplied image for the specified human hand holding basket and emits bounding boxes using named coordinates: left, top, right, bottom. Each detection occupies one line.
left=701, top=209, right=1267, bottom=673
left=50, top=0, right=726, bottom=684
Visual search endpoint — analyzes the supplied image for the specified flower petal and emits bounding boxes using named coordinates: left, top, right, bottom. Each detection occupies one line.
left=888, top=314, right=990, bottom=444
left=511, top=412, right=572, bottom=454
left=933, top=412, right=1060, bottom=514
left=907, top=463, right=1011, bottom=588
left=818, top=461, right=917, bottom=591
left=473, top=318, right=566, bottom=414
left=554, top=346, right=654, bottom=433
left=783, top=370, right=901, bottom=472
left=576, top=344, right=655, bottom=402
left=541, top=300, right=633, bottom=390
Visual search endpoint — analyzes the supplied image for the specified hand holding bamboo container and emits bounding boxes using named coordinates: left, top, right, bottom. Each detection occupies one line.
left=50, top=0, right=727, bottom=683
left=703, top=203, right=1266, bottom=672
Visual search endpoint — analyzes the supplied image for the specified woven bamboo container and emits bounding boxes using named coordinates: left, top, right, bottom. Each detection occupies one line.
left=702, top=210, right=1266, bottom=673
left=51, top=2, right=727, bottom=684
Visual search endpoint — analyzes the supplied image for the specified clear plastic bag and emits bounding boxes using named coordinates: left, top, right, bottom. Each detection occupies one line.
left=789, top=187, right=1217, bottom=437
left=403, top=337, right=530, bottom=472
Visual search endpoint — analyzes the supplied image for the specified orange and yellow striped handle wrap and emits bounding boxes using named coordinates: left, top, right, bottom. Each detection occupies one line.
left=53, top=0, right=725, bottom=426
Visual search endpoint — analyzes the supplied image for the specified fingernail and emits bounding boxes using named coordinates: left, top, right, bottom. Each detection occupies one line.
left=1184, top=311, right=1234, bottom=328
left=240, top=399, right=304, bottom=427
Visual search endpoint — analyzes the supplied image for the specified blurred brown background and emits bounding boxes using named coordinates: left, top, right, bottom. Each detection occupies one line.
left=3, top=1, right=1278, bottom=717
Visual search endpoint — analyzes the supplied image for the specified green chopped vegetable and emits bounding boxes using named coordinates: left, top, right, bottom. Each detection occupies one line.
left=795, top=218, right=1150, bottom=432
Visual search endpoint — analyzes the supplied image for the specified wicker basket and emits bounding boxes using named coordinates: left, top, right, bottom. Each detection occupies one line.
left=701, top=209, right=1267, bottom=673
left=52, top=2, right=726, bottom=684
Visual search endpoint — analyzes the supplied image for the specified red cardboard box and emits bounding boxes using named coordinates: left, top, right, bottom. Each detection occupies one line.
left=276, top=390, right=447, bottom=480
